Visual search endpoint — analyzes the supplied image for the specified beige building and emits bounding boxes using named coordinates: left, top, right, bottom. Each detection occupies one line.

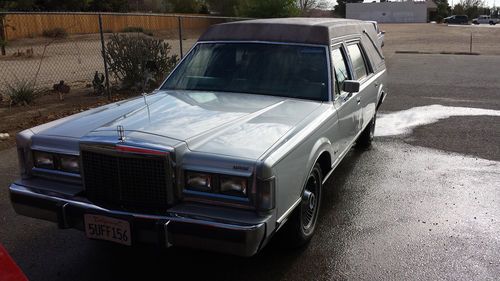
left=346, top=0, right=437, bottom=23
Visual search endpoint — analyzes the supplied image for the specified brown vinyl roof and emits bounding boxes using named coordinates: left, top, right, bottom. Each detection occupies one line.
left=199, top=18, right=368, bottom=45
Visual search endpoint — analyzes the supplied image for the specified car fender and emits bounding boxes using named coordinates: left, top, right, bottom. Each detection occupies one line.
left=275, top=137, right=333, bottom=227
left=302, top=137, right=335, bottom=195
left=376, top=82, right=386, bottom=110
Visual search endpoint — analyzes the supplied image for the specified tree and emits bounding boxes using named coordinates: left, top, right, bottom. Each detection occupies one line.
left=206, top=0, right=240, bottom=16
left=237, top=0, right=300, bottom=18
left=297, top=0, right=328, bottom=14
left=433, top=0, right=451, bottom=22
left=492, top=7, right=500, bottom=18
left=87, top=0, right=129, bottom=12
left=33, top=0, right=90, bottom=11
left=0, top=0, right=36, bottom=10
left=164, top=0, right=201, bottom=13
left=458, top=0, right=484, bottom=19
left=334, top=0, right=362, bottom=18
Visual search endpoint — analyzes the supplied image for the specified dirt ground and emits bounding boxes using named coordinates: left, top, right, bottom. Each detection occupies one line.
left=1, top=23, right=500, bottom=152
left=381, top=23, right=500, bottom=56
left=0, top=87, right=134, bottom=151
left=0, top=32, right=199, bottom=90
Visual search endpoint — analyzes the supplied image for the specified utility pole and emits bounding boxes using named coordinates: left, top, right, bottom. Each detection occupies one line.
left=0, top=15, right=6, bottom=56
left=178, top=17, right=183, bottom=59
left=98, top=14, right=111, bottom=101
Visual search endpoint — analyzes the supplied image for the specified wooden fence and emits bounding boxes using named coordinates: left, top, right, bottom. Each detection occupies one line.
left=1, top=12, right=227, bottom=40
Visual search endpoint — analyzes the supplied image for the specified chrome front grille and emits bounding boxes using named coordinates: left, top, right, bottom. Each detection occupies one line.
left=81, top=148, right=172, bottom=212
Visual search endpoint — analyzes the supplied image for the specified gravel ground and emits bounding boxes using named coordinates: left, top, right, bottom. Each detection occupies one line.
left=381, top=23, right=500, bottom=56
left=1, top=23, right=500, bottom=92
left=0, top=33, right=198, bottom=91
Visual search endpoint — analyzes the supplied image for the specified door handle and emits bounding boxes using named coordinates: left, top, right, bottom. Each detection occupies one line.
left=374, top=83, right=378, bottom=87
left=356, top=97, right=361, bottom=104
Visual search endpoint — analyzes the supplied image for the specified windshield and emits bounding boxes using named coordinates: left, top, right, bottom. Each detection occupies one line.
left=162, top=43, right=329, bottom=101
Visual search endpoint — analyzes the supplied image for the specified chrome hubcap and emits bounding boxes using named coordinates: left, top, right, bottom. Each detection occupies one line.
left=301, top=172, right=320, bottom=233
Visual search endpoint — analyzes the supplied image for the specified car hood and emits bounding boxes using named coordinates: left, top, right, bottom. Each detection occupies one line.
left=33, top=91, right=323, bottom=159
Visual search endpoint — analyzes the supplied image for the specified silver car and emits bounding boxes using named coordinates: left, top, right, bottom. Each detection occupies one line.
left=9, top=18, right=387, bottom=256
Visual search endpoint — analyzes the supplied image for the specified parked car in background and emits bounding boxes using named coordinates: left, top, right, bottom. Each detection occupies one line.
left=472, top=15, right=499, bottom=25
left=9, top=18, right=387, bottom=257
left=443, top=15, right=468, bottom=24
left=367, top=20, right=385, bottom=47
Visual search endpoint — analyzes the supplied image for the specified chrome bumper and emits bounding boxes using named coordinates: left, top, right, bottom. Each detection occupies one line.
left=9, top=183, right=266, bottom=257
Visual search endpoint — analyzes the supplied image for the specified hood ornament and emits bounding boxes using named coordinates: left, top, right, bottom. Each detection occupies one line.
left=117, top=125, right=125, bottom=142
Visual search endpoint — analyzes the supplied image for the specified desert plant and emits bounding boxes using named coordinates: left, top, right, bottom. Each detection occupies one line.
left=121, top=26, right=144, bottom=33
left=105, top=34, right=178, bottom=91
left=42, top=27, right=68, bottom=39
left=121, top=26, right=154, bottom=36
left=5, top=79, right=38, bottom=106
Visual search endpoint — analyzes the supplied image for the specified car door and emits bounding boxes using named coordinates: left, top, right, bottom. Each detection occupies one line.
left=345, top=41, right=377, bottom=131
left=331, top=44, right=360, bottom=153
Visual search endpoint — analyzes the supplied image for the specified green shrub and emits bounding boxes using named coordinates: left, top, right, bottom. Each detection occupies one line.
left=105, top=34, right=178, bottom=91
left=121, top=26, right=153, bottom=36
left=5, top=80, right=38, bottom=105
left=121, top=26, right=144, bottom=33
left=42, top=27, right=68, bottom=39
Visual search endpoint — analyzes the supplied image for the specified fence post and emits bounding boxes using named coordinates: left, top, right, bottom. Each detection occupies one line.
left=0, top=14, right=6, bottom=56
left=178, top=16, right=183, bottom=59
left=98, top=13, right=111, bottom=101
left=469, top=31, right=473, bottom=54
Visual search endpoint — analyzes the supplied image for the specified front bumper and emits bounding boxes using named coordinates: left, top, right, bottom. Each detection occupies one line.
left=9, top=183, right=266, bottom=257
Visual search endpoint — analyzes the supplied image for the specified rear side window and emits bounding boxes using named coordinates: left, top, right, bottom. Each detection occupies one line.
left=331, top=47, right=350, bottom=96
left=347, top=44, right=368, bottom=80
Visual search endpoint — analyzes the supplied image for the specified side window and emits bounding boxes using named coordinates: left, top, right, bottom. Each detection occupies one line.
left=347, top=43, right=368, bottom=80
left=331, top=47, right=350, bottom=96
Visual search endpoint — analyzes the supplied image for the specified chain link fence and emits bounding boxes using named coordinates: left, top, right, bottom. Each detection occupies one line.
left=0, top=12, right=245, bottom=100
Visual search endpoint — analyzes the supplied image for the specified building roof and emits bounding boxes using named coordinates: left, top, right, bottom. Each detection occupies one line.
left=198, top=18, right=370, bottom=45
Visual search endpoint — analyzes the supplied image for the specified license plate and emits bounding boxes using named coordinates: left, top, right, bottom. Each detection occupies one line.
left=84, top=214, right=131, bottom=246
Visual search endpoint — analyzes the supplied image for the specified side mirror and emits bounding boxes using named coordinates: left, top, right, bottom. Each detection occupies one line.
left=343, top=80, right=360, bottom=93
left=381, top=30, right=386, bottom=34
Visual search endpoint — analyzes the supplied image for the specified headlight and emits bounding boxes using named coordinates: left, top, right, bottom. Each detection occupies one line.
left=60, top=155, right=80, bottom=173
left=33, top=151, right=54, bottom=169
left=186, top=172, right=212, bottom=192
left=220, top=175, right=247, bottom=197
left=32, top=151, right=80, bottom=174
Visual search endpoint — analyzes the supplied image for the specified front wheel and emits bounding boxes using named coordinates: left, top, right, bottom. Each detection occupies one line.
left=280, top=163, right=322, bottom=247
left=356, top=111, right=377, bottom=149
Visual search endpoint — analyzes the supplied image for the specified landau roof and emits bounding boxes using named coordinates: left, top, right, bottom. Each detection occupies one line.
left=199, top=18, right=372, bottom=45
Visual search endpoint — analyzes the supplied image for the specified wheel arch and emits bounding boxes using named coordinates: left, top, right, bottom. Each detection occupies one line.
left=275, top=143, right=332, bottom=230
left=306, top=138, right=334, bottom=180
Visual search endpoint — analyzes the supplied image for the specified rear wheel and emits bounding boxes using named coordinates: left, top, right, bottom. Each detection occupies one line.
left=356, top=111, right=376, bottom=149
left=280, top=163, right=322, bottom=247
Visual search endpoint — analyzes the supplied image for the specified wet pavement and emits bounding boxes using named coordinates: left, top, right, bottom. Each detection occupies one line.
left=0, top=53, right=499, bottom=280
